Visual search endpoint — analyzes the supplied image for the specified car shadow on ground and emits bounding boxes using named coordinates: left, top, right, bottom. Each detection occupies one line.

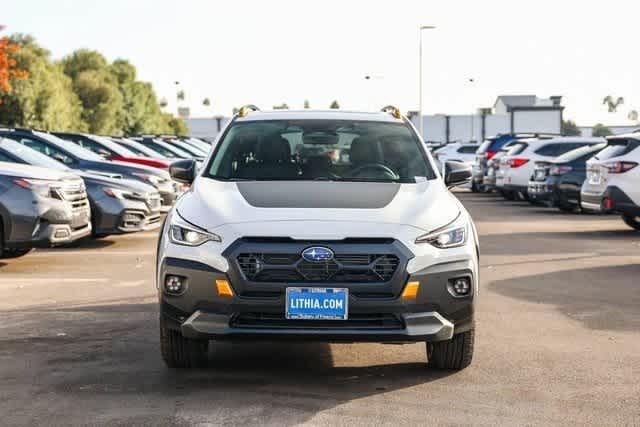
left=39, top=238, right=116, bottom=251
left=490, top=264, right=640, bottom=332
left=1, top=302, right=457, bottom=425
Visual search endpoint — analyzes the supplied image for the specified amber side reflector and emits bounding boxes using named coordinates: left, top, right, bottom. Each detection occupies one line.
left=216, top=279, right=234, bottom=298
left=402, top=281, right=420, bottom=300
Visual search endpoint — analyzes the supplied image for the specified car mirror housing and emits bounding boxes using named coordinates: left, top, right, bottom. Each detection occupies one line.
left=444, top=160, right=472, bottom=188
left=169, top=159, right=197, bottom=184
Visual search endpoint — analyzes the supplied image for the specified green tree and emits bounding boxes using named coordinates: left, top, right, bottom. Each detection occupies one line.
left=0, top=35, right=85, bottom=131
left=562, top=119, right=581, bottom=136
left=303, top=99, right=310, bottom=109
left=330, top=100, right=340, bottom=109
left=161, top=113, right=188, bottom=136
left=592, top=123, right=613, bottom=137
left=61, top=49, right=123, bottom=134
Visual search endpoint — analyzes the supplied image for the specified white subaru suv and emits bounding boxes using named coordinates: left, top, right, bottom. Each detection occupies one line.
left=581, top=133, right=640, bottom=230
left=157, top=107, right=479, bottom=370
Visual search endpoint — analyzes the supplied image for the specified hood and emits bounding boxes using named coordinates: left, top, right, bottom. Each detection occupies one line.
left=78, top=171, right=157, bottom=194
left=77, top=159, right=170, bottom=178
left=0, top=161, right=79, bottom=181
left=178, top=178, right=460, bottom=233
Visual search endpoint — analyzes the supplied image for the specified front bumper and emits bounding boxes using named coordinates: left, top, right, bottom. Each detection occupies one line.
left=91, top=195, right=162, bottom=235
left=159, top=255, right=475, bottom=343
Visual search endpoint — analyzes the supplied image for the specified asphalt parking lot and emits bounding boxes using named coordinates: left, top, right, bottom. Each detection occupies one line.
left=1, top=191, right=639, bottom=426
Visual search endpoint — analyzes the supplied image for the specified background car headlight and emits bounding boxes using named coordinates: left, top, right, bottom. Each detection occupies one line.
left=13, top=178, right=56, bottom=198
left=415, top=212, right=468, bottom=248
left=132, top=173, right=163, bottom=186
left=103, top=187, right=133, bottom=200
left=169, top=214, right=221, bottom=246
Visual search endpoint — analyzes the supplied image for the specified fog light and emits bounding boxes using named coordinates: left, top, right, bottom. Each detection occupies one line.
left=448, top=277, right=472, bottom=297
left=54, top=229, right=70, bottom=238
left=164, top=275, right=186, bottom=295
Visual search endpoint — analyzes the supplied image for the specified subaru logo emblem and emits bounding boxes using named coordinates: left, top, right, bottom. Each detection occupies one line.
left=301, top=246, right=334, bottom=262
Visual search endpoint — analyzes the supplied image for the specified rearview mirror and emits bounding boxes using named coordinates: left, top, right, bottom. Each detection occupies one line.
left=444, top=161, right=472, bottom=188
left=169, top=159, right=197, bottom=184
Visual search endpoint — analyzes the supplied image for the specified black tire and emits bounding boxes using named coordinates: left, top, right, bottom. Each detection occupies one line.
left=622, top=214, right=640, bottom=231
left=471, top=181, right=479, bottom=193
left=1, top=247, right=32, bottom=259
left=160, top=318, right=208, bottom=368
left=557, top=203, right=577, bottom=213
left=426, top=329, right=474, bottom=370
left=501, top=190, right=516, bottom=201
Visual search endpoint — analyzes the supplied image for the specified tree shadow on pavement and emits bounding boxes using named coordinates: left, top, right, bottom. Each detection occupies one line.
left=490, top=264, right=640, bottom=332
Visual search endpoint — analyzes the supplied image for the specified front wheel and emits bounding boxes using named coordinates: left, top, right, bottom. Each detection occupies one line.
left=0, top=248, right=33, bottom=259
left=160, top=318, right=209, bottom=368
left=426, top=329, right=475, bottom=370
left=622, top=214, right=640, bottom=231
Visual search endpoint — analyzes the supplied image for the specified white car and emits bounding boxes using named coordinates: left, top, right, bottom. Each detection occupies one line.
left=156, top=107, right=480, bottom=370
left=432, top=142, right=479, bottom=187
left=502, top=137, right=605, bottom=199
left=581, top=133, right=640, bottom=230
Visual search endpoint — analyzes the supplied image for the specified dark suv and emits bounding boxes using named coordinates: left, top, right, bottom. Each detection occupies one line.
left=0, top=137, right=162, bottom=237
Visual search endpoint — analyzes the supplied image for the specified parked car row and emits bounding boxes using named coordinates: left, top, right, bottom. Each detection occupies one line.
left=0, top=128, right=212, bottom=259
left=434, top=132, right=640, bottom=230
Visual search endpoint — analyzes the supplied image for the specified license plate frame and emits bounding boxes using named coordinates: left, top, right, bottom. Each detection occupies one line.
left=285, top=287, right=349, bottom=320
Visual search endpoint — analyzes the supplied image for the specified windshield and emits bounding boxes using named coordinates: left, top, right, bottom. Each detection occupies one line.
left=555, top=143, right=607, bottom=163
left=506, top=143, right=528, bottom=155
left=88, top=135, right=137, bottom=157
left=594, top=139, right=639, bottom=160
left=0, top=138, right=70, bottom=171
left=114, top=139, right=165, bottom=157
left=34, top=131, right=104, bottom=161
left=145, top=140, right=192, bottom=158
left=206, top=119, right=434, bottom=182
left=165, top=140, right=206, bottom=157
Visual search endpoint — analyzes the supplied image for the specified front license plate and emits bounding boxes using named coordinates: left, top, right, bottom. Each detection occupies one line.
left=286, top=287, right=348, bottom=320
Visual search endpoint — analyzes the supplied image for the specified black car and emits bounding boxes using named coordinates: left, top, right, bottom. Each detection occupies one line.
left=0, top=137, right=162, bottom=237
left=528, top=142, right=608, bottom=211
left=0, top=128, right=178, bottom=210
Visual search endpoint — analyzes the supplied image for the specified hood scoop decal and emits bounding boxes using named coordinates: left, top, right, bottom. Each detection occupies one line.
left=236, top=181, right=400, bottom=209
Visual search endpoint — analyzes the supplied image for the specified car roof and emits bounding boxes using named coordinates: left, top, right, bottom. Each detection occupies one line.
left=234, top=110, right=405, bottom=123
left=607, top=132, right=640, bottom=141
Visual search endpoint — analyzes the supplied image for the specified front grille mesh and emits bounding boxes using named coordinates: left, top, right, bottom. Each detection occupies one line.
left=237, top=252, right=400, bottom=283
left=231, top=312, right=403, bottom=329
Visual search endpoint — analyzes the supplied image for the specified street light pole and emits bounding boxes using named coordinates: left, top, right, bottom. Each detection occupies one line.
left=419, top=25, right=436, bottom=139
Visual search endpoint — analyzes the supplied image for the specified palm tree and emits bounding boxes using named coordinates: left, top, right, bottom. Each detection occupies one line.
left=603, top=95, right=624, bottom=113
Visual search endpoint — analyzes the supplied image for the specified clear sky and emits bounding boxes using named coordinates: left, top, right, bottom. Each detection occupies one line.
left=3, top=0, right=639, bottom=125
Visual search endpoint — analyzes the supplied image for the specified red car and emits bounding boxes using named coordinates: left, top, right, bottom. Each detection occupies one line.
left=52, top=132, right=173, bottom=170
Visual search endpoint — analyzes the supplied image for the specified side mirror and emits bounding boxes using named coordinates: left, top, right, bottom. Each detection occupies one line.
left=444, top=160, right=472, bottom=188
left=169, top=159, right=197, bottom=184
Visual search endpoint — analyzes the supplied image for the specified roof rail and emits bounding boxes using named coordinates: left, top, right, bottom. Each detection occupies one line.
left=237, top=104, right=260, bottom=118
left=380, top=105, right=402, bottom=119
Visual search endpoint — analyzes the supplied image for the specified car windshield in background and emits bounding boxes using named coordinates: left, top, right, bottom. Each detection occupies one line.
left=147, top=140, right=192, bottom=158
left=89, top=135, right=137, bottom=157
left=0, top=138, right=70, bottom=171
left=207, top=120, right=434, bottom=182
left=115, top=139, right=165, bottom=157
left=555, top=142, right=607, bottom=163
left=594, top=139, right=638, bottom=160
left=506, top=143, right=528, bottom=155
left=34, top=131, right=104, bottom=161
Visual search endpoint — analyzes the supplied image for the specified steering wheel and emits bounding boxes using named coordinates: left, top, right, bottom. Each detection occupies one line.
left=349, top=163, right=399, bottom=180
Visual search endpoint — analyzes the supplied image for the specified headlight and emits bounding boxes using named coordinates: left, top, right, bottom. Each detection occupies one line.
left=169, top=213, right=221, bottom=246
left=103, top=187, right=133, bottom=200
left=13, top=178, right=56, bottom=198
left=132, top=173, right=163, bottom=186
left=415, top=212, right=468, bottom=248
